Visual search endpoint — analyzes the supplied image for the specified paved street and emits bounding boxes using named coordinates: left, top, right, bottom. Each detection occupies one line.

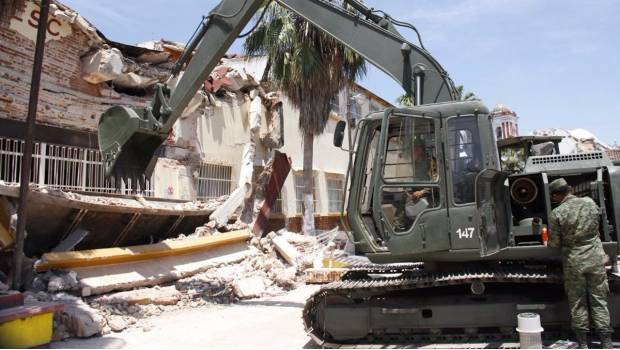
left=51, top=285, right=320, bottom=349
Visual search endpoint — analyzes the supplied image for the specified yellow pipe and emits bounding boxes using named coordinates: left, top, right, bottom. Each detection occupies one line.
left=35, top=230, right=250, bottom=271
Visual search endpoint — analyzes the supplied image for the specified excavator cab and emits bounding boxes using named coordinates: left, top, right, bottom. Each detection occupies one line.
left=345, top=101, right=506, bottom=262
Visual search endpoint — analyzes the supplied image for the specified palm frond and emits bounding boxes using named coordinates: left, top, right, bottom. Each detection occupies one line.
left=243, top=1, right=367, bottom=136
left=396, top=93, right=414, bottom=107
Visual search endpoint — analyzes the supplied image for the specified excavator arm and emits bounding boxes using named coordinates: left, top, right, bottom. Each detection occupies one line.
left=98, top=0, right=457, bottom=183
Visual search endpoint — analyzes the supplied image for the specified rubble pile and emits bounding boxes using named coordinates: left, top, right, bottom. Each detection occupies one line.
left=0, top=182, right=226, bottom=212
left=22, top=228, right=354, bottom=340
left=165, top=219, right=249, bottom=241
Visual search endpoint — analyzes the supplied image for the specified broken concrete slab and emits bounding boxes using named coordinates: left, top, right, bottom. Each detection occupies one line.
left=209, top=186, right=248, bottom=227
left=107, top=315, right=128, bottom=332
left=271, top=235, right=301, bottom=267
left=77, top=242, right=256, bottom=296
left=232, top=276, right=266, bottom=299
left=92, top=286, right=181, bottom=306
left=113, top=72, right=159, bottom=89
left=80, top=48, right=123, bottom=84
left=52, top=294, right=105, bottom=338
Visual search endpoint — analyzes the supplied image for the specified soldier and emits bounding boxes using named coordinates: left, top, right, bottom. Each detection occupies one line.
left=548, top=178, right=613, bottom=349
left=392, top=138, right=438, bottom=231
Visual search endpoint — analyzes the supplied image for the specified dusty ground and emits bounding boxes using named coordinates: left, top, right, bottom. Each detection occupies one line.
left=50, top=285, right=320, bottom=349
left=47, top=282, right=600, bottom=349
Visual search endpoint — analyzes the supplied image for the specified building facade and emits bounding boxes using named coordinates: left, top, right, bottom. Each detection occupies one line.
left=220, top=56, right=391, bottom=231
left=490, top=104, right=519, bottom=140
left=0, top=1, right=391, bottom=233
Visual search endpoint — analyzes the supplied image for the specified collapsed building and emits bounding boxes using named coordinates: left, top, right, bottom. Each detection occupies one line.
left=0, top=1, right=381, bottom=341
left=533, top=128, right=620, bottom=161
left=0, top=1, right=389, bottom=259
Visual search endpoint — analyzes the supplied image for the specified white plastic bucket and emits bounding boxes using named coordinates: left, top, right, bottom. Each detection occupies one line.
left=516, top=312, right=543, bottom=349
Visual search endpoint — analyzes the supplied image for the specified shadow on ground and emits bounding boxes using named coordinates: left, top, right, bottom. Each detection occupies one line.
left=49, top=336, right=127, bottom=349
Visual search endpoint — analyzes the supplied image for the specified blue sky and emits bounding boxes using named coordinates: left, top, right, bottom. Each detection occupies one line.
left=63, top=0, right=619, bottom=145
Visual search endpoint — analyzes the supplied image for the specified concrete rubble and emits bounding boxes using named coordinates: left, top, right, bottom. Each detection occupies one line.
left=0, top=182, right=225, bottom=212
left=24, top=291, right=106, bottom=340
left=21, top=227, right=356, bottom=340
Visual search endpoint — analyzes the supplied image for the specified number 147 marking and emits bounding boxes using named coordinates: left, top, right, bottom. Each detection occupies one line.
left=456, top=227, right=475, bottom=239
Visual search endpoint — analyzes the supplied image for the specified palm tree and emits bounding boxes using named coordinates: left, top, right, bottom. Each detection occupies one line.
left=0, top=0, right=25, bottom=23
left=396, top=84, right=479, bottom=106
left=245, top=3, right=366, bottom=234
left=455, top=85, right=479, bottom=101
left=395, top=93, right=414, bottom=107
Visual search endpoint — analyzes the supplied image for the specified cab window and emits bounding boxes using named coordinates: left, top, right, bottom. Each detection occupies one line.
left=381, top=116, right=439, bottom=232
left=448, top=116, right=482, bottom=204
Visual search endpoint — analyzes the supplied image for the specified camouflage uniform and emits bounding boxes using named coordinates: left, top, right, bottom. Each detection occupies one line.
left=548, top=192, right=612, bottom=335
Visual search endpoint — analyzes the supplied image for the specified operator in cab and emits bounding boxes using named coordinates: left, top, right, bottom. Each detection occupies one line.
left=548, top=178, right=612, bottom=349
left=393, top=138, right=438, bottom=231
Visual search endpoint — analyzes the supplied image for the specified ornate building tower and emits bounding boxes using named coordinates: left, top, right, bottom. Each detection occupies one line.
left=490, top=104, right=519, bottom=140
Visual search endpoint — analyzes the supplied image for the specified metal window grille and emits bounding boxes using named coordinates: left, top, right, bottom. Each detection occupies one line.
left=271, top=194, right=283, bottom=213
left=0, top=137, right=154, bottom=196
left=196, top=163, right=233, bottom=200
left=327, top=176, right=344, bottom=213
left=294, top=173, right=318, bottom=213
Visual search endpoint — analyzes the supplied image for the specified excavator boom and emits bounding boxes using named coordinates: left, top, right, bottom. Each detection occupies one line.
left=97, top=0, right=456, bottom=182
left=96, top=1, right=620, bottom=345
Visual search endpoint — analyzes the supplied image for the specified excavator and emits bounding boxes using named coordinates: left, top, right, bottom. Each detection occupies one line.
left=97, top=0, right=620, bottom=346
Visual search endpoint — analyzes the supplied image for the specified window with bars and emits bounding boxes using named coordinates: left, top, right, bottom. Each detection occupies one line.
left=326, top=175, right=345, bottom=213
left=0, top=137, right=153, bottom=196
left=293, top=172, right=318, bottom=213
left=195, top=163, right=233, bottom=200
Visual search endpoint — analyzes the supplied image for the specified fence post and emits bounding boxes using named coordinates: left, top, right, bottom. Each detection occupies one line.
left=38, top=143, right=46, bottom=187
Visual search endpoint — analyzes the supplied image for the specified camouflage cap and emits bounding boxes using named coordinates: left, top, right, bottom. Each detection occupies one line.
left=549, top=178, right=569, bottom=193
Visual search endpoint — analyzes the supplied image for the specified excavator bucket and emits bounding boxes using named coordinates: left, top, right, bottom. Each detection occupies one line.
left=98, top=105, right=166, bottom=186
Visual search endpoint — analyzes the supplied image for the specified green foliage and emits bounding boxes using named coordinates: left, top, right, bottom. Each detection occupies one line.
left=396, top=93, right=414, bottom=107
left=455, top=85, right=479, bottom=101
left=396, top=84, right=479, bottom=106
left=500, top=147, right=525, bottom=173
left=244, top=2, right=367, bottom=135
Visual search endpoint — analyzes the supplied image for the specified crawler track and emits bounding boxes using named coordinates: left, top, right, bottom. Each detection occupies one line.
left=302, top=263, right=567, bottom=347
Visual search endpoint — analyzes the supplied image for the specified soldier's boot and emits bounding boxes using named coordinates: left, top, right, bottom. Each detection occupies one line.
left=576, top=331, right=589, bottom=349
left=598, top=332, right=613, bottom=349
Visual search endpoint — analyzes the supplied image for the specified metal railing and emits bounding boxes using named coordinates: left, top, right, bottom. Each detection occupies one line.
left=195, top=162, right=233, bottom=201
left=0, top=137, right=154, bottom=196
